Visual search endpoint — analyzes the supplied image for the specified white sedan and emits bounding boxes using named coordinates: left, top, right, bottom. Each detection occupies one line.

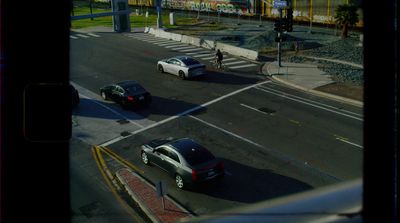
left=157, top=56, right=207, bottom=80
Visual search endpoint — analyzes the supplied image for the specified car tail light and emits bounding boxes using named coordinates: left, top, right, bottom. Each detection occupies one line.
left=192, top=169, right=198, bottom=181
left=127, top=96, right=134, bottom=101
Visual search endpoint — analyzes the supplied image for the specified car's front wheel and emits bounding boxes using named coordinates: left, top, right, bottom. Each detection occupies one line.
left=141, top=151, right=149, bottom=165
left=158, top=65, right=164, bottom=73
left=175, top=174, right=184, bottom=189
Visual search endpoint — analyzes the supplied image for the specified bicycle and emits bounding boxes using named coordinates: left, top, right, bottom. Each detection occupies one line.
left=212, top=58, right=226, bottom=71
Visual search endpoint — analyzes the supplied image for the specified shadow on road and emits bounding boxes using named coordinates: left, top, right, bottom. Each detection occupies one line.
left=73, top=95, right=207, bottom=120
left=193, top=158, right=313, bottom=203
left=198, top=70, right=260, bottom=85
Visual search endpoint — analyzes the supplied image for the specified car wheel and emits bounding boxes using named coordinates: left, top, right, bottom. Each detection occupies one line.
left=141, top=152, right=149, bottom=165
left=158, top=65, right=164, bottom=73
left=101, top=91, right=108, bottom=100
left=178, top=71, right=186, bottom=80
left=175, top=174, right=184, bottom=189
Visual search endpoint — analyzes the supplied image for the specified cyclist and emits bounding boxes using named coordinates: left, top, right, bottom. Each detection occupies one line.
left=215, top=49, right=223, bottom=69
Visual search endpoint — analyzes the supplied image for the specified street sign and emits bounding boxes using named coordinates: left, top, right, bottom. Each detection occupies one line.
left=273, top=0, right=287, bottom=8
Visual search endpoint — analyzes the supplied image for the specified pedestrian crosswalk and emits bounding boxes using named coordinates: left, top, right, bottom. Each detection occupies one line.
left=70, top=32, right=101, bottom=40
left=124, top=33, right=258, bottom=71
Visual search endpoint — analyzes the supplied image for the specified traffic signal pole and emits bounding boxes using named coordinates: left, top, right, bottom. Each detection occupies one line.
left=277, top=8, right=282, bottom=67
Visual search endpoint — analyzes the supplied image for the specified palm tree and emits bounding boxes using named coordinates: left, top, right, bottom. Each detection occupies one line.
left=334, top=4, right=359, bottom=38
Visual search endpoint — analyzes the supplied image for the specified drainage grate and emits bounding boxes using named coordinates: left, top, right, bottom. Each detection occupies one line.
left=258, top=107, right=276, bottom=114
left=117, top=119, right=129, bottom=124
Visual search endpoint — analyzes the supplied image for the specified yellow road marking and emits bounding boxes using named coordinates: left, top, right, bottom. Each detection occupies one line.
left=98, top=145, right=144, bottom=174
left=91, top=146, right=143, bottom=222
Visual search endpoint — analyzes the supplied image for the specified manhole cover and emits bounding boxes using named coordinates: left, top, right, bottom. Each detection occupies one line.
left=117, top=119, right=129, bottom=124
left=258, top=107, right=276, bottom=114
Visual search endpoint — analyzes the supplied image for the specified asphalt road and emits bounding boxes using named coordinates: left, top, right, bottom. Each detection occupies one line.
left=70, top=30, right=363, bottom=217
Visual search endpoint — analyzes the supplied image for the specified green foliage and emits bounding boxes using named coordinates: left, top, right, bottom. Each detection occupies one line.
left=334, top=4, right=359, bottom=38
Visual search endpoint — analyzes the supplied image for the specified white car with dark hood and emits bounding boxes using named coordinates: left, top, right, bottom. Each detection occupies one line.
left=157, top=56, right=206, bottom=80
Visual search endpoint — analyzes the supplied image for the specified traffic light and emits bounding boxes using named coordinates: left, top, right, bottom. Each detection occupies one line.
left=281, top=18, right=288, bottom=31
left=286, top=8, right=293, bottom=32
left=273, top=20, right=281, bottom=32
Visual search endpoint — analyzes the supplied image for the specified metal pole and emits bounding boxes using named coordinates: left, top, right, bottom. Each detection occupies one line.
left=308, top=0, right=313, bottom=33
left=278, top=8, right=282, bottom=67
left=89, top=0, right=93, bottom=20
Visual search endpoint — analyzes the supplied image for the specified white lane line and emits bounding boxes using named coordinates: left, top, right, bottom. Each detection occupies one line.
left=101, top=80, right=272, bottom=146
left=224, top=61, right=247, bottom=65
left=259, top=85, right=362, bottom=117
left=171, top=46, right=197, bottom=50
left=78, top=94, right=144, bottom=128
left=230, top=64, right=258, bottom=69
left=87, top=33, right=100, bottom=37
left=76, top=34, right=89, bottom=38
left=336, top=138, right=363, bottom=149
left=255, top=86, right=363, bottom=121
left=189, top=115, right=264, bottom=148
left=240, top=103, right=272, bottom=116
left=70, top=35, right=78, bottom=39
left=164, top=44, right=188, bottom=48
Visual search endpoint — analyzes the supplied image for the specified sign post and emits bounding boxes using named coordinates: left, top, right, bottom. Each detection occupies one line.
left=156, top=181, right=167, bottom=210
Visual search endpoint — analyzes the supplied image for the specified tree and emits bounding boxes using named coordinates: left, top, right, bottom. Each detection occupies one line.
left=334, top=4, right=359, bottom=38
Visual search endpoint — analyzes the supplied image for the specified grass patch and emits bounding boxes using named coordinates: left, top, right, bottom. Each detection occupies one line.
left=71, top=4, right=199, bottom=29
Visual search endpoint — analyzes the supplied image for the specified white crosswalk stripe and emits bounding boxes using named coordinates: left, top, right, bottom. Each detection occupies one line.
left=230, top=64, right=258, bottom=69
left=86, top=33, right=100, bottom=37
left=70, top=35, right=78, bottom=39
left=179, top=48, right=205, bottom=53
left=171, top=46, right=196, bottom=50
left=224, top=60, right=247, bottom=65
left=123, top=33, right=259, bottom=71
left=76, top=34, right=89, bottom=38
left=164, top=44, right=187, bottom=48
left=186, top=51, right=212, bottom=56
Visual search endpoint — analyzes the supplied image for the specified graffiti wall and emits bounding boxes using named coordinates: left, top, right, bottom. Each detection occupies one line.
left=162, top=0, right=254, bottom=15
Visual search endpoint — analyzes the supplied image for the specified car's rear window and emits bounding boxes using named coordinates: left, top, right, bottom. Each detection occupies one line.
left=124, top=84, right=145, bottom=94
left=180, top=146, right=215, bottom=166
left=182, top=58, right=200, bottom=66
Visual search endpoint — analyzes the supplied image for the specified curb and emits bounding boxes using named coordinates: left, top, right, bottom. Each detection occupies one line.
left=263, top=63, right=363, bottom=108
left=116, top=168, right=194, bottom=223
left=116, top=169, right=161, bottom=223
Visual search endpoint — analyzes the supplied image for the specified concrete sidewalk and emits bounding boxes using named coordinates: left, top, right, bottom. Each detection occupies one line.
left=116, top=168, right=193, bottom=223
left=262, top=61, right=363, bottom=107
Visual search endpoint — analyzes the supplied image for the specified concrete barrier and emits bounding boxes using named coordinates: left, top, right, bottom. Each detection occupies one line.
left=144, top=28, right=258, bottom=61
left=216, top=42, right=258, bottom=61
